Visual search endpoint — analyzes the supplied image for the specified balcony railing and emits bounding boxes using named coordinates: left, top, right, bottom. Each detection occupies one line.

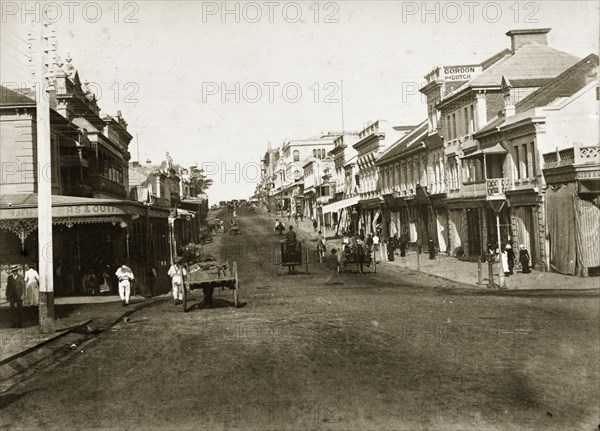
left=90, top=174, right=127, bottom=198
left=486, top=178, right=511, bottom=199
left=446, top=178, right=512, bottom=200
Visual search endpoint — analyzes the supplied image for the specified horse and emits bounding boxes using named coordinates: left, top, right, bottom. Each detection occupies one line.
left=316, top=239, right=326, bottom=263
left=339, top=243, right=371, bottom=275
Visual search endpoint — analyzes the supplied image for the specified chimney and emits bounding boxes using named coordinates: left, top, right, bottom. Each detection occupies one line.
left=506, top=28, right=551, bottom=52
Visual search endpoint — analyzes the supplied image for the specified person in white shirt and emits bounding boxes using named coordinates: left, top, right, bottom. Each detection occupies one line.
left=24, top=263, right=39, bottom=306
left=115, top=264, right=134, bottom=306
left=372, top=233, right=381, bottom=262
left=168, top=260, right=187, bottom=305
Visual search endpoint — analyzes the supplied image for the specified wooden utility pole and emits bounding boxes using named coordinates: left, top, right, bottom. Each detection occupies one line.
left=29, top=21, right=56, bottom=334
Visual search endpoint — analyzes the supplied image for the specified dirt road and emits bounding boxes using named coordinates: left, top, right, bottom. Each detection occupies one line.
left=1, top=209, right=598, bottom=430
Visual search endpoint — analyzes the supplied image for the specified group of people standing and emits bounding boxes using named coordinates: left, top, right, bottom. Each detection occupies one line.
left=487, top=241, right=532, bottom=277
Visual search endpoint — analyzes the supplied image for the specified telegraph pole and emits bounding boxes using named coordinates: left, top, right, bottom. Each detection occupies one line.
left=29, top=21, right=56, bottom=334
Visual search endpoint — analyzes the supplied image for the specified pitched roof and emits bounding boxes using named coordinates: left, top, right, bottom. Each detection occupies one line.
left=440, top=43, right=580, bottom=106
left=469, top=43, right=580, bottom=86
left=475, top=53, right=599, bottom=136
left=0, top=85, right=36, bottom=107
left=376, top=121, right=428, bottom=165
left=516, top=53, right=599, bottom=111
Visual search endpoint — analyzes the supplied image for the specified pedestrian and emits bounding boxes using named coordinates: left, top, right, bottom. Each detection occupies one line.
left=147, top=265, right=158, bottom=297
left=505, top=243, right=515, bottom=275
left=54, top=260, right=63, bottom=295
left=98, top=266, right=112, bottom=295
left=372, top=232, right=380, bottom=261
left=275, top=219, right=285, bottom=236
left=387, top=235, right=398, bottom=261
left=316, top=230, right=326, bottom=263
left=399, top=230, right=409, bottom=257
left=168, top=258, right=187, bottom=305
left=358, top=229, right=365, bottom=241
left=312, top=218, right=318, bottom=232
left=267, top=208, right=271, bottom=220
left=519, top=244, right=531, bottom=274
left=286, top=225, right=297, bottom=243
left=365, top=233, right=374, bottom=254
left=115, top=263, right=134, bottom=306
left=500, top=245, right=510, bottom=277
left=294, top=212, right=299, bottom=227
left=299, top=212, right=304, bottom=222
left=287, top=210, right=291, bottom=222
left=84, top=268, right=100, bottom=295
left=5, top=265, right=25, bottom=328
left=428, top=239, right=436, bottom=260
left=24, top=263, right=39, bottom=306
left=324, top=248, right=342, bottom=278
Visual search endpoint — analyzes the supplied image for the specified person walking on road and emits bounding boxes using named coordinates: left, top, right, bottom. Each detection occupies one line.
left=275, top=219, right=285, bottom=236
left=519, top=244, right=531, bottom=274
left=312, top=218, right=318, bottom=232
left=6, top=265, right=25, bottom=327
left=168, top=259, right=187, bottom=305
left=24, top=263, right=39, bottom=306
left=115, top=264, right=134, bottom=306
left=316, top=230, right=326, bottom=263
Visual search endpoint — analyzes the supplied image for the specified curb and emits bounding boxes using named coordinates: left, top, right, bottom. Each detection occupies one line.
left=0, top=296, right=165, bottom=369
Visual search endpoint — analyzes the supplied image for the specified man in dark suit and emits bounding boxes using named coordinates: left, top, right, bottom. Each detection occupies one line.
left=6, top=265, right=25, bottom=328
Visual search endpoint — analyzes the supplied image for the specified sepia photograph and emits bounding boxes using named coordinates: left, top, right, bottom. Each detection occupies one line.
left=0, top=1, right=599, bottom=429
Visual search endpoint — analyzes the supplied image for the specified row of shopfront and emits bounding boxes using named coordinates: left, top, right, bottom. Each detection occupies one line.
left=320, top=177, right=598, bottom=277
left=0, top=194, right=203, bottom=298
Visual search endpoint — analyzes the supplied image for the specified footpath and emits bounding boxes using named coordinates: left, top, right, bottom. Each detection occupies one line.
left=0, top=221, right=228, bottom=388
left=260, top=208, right=600, bottom=291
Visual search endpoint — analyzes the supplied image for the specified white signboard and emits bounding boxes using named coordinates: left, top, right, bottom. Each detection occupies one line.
left=442, top=65, right=482, bottom=81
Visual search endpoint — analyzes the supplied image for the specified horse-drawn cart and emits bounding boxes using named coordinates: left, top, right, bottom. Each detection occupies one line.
left=338, top=243, right=376, bottom=274
left=229, top=222, right=241, bottom=235
left=183, top=258, right=239, bottom=311
left=275, top=240, right=309, bottom=275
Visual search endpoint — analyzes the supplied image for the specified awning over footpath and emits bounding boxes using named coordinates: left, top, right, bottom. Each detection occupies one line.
left=0, top=193, right=169, bottom=242
left=322, top=196, right=359, bottom=214
left=461, top=143, right=507, bottom=158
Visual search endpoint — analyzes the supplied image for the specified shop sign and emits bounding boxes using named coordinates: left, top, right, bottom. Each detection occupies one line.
left=1, top=204, right=127, bottom=220
left=442, top=65, right=482, bottom=81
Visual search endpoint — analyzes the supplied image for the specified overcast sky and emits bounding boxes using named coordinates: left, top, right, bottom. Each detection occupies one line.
left=1, top=1, right=598, bottom=200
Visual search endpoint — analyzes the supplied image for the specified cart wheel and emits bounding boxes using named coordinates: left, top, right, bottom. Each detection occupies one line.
left=183, top=283, right=188, bottom=312
left=233, top=261, right=239, bottom=307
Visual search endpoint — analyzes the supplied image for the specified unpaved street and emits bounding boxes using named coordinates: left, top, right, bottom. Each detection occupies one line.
left=1, top=209, right=598, bottom=430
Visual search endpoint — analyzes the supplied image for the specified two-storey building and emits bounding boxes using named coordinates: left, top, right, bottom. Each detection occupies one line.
left=353, top=120, right=403, bottom=238
left=437, top=28, right=580, bottom=260
left=0, top=57, right=170, bottom=298
left=473, top=54, right=599, bottom=275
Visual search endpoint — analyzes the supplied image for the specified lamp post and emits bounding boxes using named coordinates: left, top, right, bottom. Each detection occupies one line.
left=489, top=199, right=506, bottom=289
